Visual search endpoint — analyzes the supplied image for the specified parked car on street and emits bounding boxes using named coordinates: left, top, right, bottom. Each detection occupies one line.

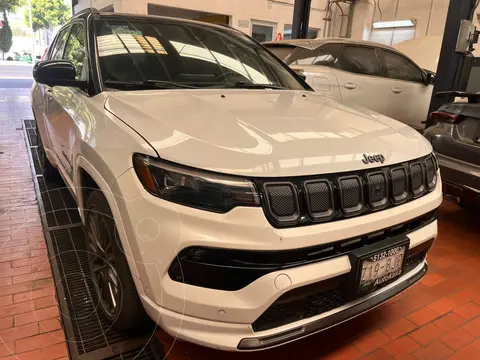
left=264, top=38, right=435, bottom=131
left=424, top=91, right=480, bottom=207
left=32, top=9, right=442, bottom=351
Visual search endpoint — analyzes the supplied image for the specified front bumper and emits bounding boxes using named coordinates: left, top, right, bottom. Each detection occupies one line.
left=139, top=261, right=427, bottom=351
left=112, top=169, right=442, bottom=351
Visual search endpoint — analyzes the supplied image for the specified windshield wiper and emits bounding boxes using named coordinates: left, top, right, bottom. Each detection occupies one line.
left=230, top=81, right=287, bottom=90
left=104, top=80, right=196, bottom=90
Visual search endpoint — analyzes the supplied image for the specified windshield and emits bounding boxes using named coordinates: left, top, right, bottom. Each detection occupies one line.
left=94, top=18, right=306, bottom=90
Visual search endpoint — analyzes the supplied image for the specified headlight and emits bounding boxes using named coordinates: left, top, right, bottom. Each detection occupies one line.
left=132, top=154, right=260, bottom=213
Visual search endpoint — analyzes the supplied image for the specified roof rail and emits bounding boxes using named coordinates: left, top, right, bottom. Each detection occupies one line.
left=73, top=7, right=99, bottom=18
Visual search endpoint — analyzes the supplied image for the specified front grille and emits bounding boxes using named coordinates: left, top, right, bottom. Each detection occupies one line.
left=257, top=155, right=437, bottom=228
left=252, top=244, right=430, bottom=332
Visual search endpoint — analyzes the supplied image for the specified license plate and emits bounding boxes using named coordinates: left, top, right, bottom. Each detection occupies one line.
left=358, top=245, right=406, bottom=293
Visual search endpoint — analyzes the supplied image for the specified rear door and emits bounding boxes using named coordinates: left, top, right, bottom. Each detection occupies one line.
left=332, top=45, right=390, bottom=115
left=378, top=49, right=433, bottom=130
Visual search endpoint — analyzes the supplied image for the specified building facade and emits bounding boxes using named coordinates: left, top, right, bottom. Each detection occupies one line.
left=73, top=0, right=473, bottom=47
left=73, top=0, right=349, bottom=41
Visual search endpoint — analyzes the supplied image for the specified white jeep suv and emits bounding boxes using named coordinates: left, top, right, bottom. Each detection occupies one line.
left=31, top=9, right=442, bottom=351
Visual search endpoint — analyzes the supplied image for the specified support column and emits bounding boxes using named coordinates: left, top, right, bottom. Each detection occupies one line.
left=426, top=0, right=477, bottom=127
left=292, top=0, right=312, bottom=39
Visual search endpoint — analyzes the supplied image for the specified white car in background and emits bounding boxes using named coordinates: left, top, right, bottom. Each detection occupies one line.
left=264, top=38, right=435, bottom=131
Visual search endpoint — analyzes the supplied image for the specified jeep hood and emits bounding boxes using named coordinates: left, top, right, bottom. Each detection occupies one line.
left=105, top=90, right=432, bottom=177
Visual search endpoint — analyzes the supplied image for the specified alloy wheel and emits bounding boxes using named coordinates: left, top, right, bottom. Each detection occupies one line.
left=86, top=209, right=121, bottom=319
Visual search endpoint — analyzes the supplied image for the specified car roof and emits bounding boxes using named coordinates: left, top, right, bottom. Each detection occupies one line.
left=263, top=37, right=397, bottom=51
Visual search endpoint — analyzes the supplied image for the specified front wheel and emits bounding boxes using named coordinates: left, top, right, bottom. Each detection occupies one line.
left=85, top=190, right=148, bottom=330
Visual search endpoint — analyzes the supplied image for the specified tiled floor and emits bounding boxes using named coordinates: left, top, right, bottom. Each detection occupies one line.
left=1, top=86, right=480, bottom=360
left=0, top=88, right=68, bottom=360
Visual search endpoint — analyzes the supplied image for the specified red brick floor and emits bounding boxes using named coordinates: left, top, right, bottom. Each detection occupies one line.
left=1, top=87, right=480, bottom=360
left=0, top=88, right=68, bottom=359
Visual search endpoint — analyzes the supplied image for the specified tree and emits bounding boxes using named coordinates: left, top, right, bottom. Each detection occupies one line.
left=25, top=0, right=70, bottom=43
left=0, top=13, right=13, bottom=59
left=0, top=0, right=23, bottom=14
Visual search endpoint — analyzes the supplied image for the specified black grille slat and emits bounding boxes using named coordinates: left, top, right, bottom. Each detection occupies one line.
left=410, top=162, right=425, bottom=197
left=304, top=180, right=333, bottom=219
left=425, top=156, right=436, bottom=189
left=264, top=183, right=298, bottom=222
left=367, top=172, right=387, bottom=208
left=391, top=167, right=408, bottom=203
left=257, top=156, right=436, bottom=228
left=338, top=176, right=362, bottom=214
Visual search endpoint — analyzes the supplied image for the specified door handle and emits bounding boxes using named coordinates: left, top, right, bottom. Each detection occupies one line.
left=344, top=83, right=357, bottom=90
left=391, top=87, right=403, bottom=94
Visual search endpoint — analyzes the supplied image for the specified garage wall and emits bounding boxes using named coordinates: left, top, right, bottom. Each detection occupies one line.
left=350, top=0, right=449, bottom=42
left=75, top=0, right=339, bottom=39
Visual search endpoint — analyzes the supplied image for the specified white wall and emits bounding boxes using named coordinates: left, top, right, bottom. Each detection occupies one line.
left=76, top=0, right=349, bottom=39
left=351, top=0, right=450, bottom=41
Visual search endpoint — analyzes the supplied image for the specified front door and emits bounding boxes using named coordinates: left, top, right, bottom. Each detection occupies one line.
left=45, top=22, right=88, bottom=193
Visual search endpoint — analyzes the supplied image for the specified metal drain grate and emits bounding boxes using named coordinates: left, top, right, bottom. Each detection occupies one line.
left=23, top=120, right=163, bottom=360
left=38, top=177, right=81, bottom=228
left=104, top=346, right=158, bottom=360
left=51, top=226, right=156, bottom=355
left=31, top=146, right=42, bottom=176
left=24, top=119, right=36, bottom=129
left=26, top=127, right=38, bottom=146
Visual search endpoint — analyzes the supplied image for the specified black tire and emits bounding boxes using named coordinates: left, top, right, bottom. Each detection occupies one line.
left=36, top=126, right=59, bottom=181
left=85, top=190, right=148, bottom=331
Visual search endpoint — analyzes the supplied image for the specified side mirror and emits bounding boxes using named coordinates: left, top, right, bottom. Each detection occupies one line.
left=33, top=60, right=87, bottom=88
left=294, top=70, right=307, bottom=81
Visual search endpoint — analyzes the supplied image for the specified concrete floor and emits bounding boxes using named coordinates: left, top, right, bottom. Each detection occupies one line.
left=1, top=80, right=480, bottom=360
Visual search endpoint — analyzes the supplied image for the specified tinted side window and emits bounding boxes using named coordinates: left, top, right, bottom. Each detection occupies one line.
left=311, top=44, right=341, bottom=67
left=338, top=46, right=382, bottom=76
left=286, top=43, right=341, bottom=66
left=63, top=23, right=88, bottom=80
left=50, top=28, right=70, bottom=60
left=382, top=50, right=424, bottom=83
